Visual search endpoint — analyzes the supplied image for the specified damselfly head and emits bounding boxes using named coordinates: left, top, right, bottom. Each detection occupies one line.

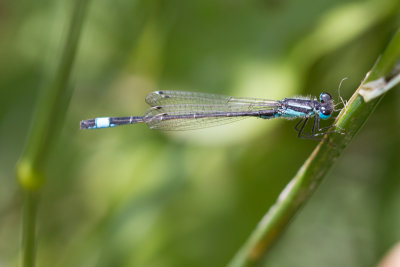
left=318, top=92, right=334, bottom=120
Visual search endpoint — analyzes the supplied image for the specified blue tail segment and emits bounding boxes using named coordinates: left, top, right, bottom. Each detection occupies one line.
left=80, top=116, right=144, bottom=129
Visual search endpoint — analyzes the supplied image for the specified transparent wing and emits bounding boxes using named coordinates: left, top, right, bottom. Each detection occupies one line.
left=145, top=90, right=279, bottom=107
left=142, top=103, right=278, bottom=130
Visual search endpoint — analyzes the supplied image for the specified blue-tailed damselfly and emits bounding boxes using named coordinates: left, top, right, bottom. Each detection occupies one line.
left=80, top=90, right=342, bottom=138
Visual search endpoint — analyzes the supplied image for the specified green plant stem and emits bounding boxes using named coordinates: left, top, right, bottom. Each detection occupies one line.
left=229, top=28, right=400, bottom=267
left=22, top=192, right=39, bottom=267
left=15, top=1, right=90, bottom=266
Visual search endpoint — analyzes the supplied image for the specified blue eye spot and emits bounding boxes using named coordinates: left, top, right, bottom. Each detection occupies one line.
left=318, top=111, right=331, bottom=120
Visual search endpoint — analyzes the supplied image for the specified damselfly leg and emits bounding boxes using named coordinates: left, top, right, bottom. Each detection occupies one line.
left=294, top=116, right=344, bottom=140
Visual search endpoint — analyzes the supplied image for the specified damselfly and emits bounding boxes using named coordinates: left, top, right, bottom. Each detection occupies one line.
left=80, top=90, right=343, bottom=138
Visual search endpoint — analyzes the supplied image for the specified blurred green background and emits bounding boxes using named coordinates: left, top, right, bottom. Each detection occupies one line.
left=1, top=0, right=400, bottom=266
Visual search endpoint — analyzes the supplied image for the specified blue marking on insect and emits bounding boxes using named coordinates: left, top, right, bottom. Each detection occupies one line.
left=318, top=111, right=331, bottom=120
left=95, top=117, right=111, bottom=129
left=281, top=109, right=307, bottom=118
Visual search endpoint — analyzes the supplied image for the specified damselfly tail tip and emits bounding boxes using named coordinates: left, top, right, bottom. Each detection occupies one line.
left=80, top=119, right=95, bottom=130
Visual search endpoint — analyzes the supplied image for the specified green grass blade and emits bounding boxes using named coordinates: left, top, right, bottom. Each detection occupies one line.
left=229, top=28, right=400, bottom=267
left=15, top=1, right=91, bottom=266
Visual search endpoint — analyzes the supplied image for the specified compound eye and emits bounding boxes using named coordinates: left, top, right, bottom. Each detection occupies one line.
left=320, top=92, right=332, bottom=103
left=318, top=106, right=332, bottom=120
left=321, top=106, right=331, bottom=116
